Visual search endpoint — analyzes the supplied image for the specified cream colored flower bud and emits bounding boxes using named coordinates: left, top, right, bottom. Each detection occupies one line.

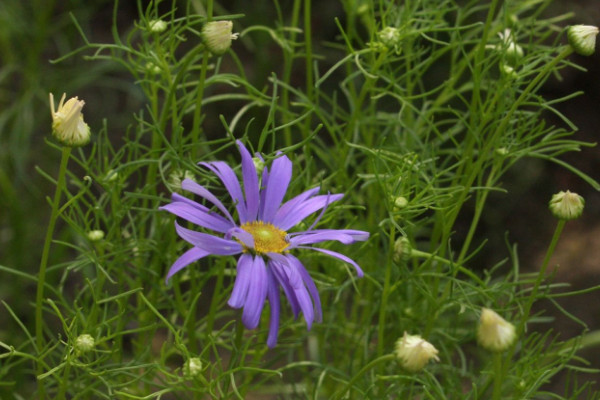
left=148, top=19, right=168, bottom=33
left=567, top=25, right=598, bottom=56
left=202, top=21, right=239, bottom=56
left=87, top=230, right=105, bottom=242
left=75, top=334, right=95, bottom=353
left=549, top=190, right=585, bottom=220
left=184, top=357, right=203, bottom=378
left=49, top=93, right=91, bottom=147
left=477, top=308, right=516, bottom=352
left=395, top=332, right=439, bottom=372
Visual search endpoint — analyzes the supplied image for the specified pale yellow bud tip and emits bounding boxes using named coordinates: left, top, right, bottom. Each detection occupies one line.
left=477, top=308, right=516, bottom=352
left=49, top=93, right=91, bottom=147
left=394, top=332, right=439, bottom=372
left=75, top=334, right=95, bottom=353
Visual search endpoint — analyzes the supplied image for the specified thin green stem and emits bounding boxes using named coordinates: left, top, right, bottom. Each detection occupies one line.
left=333, top=354, right=395, bottom=400
left=35, top=145, right=72, bottom=398
left=491, top=352, right=503, bottom=400
left=517, top=219, right=566, bottom=336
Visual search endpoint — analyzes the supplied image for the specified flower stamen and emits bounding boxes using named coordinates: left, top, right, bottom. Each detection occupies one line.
left=240, top=221, right=289, bottom=254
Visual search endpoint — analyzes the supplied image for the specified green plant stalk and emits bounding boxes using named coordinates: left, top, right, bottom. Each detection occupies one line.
left=518, top=219, right=566, bottom=336
left=334, top=354, right=395, bottom=400
left=491, top=351, right=503, bottom=400
left=35, top=145, right=72, bottom=398
left=377, top=225, right=395, bottom=360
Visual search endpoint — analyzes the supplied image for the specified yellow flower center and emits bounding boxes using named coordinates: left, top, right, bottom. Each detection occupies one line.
left=240, top=221, right=289, bottom=254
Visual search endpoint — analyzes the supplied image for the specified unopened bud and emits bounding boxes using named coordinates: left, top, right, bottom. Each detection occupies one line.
left=49, top=93, right=91, bottom=147
left=202, top=21, right=239, bottom=56
left=567, top=25, right=598, bottom=56
left=395, top=332, right=439, bottom=372
left=75, top=334, right=95, bottom=354
left=549, top=190, right=584, bottom=220
left=477, top=308, right=516, bottom=352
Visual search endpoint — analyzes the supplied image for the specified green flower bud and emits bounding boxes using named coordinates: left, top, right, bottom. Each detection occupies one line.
left=184, top=357, right=203, bottom=378
left=87, top=230, right=105, bottom=242
left=148, top=19, right=168, bottom=33
left=75, top=334, right=95, bottom=354
left=567, top=25, right=598, bottom=56
left=549, top=190, right=585, bottom=220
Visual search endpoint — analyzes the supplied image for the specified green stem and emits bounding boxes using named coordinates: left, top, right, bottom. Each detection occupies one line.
left=334, top=354, right=395, bottom=400
left=377, top=225, right=395, bottom=360
left=491, top=352, right=503, bottom=400
left=35, top=145, right=72, bottom=398
left=517, top=219, right=566, bottom=336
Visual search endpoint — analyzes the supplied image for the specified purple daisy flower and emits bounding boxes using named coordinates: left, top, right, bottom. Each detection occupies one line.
left=160, top=141, right=369, bottom=347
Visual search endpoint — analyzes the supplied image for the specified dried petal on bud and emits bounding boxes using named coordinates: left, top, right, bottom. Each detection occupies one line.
left=184, top=357, right=203, bottom=378
left=549, top=190, right=585, bottom=220
left=49, top=93, right=91, bottom=147
left=477, top=308, right=516, bottom=352
left=148, top=19, right=168, bottom=33
left=567, top=25, right=599, bottom=56
left=87, top=230, right=105, bottom=241
left=202, top=21, right=239, bottom=56
left=394, top=332, right=439, bottom=372
left=75, top=334, right=95, bottom=354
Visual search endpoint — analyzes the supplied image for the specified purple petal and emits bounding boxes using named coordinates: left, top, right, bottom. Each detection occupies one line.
left=270, top=260, right=300, bottom=318
left=289, top=231, right=357, bottom=247
left=199, top=161, right=248, bottom=223
left=175, top=222, right=243, bottom=255
left=273, top=187, right=320, bottom=225
left=286, top=254, right=322, bottom=322
left=241, top=256, right=268, bottom=329
left=227, top=227, right=255, bottom=249
left=297, top=246, right=364, bottom=277
left=228, top=253, right=253, bottom=308
left=180, top=179, right=236, bottom=224
left=266, top=268, right=281, bottom=348
left=237, top=141, right=259, bottom=221
left=267, top=252, right=302, bottom=289
left=160, top=196, right=234, bottom=233
left=275, top=194, right=344, bottom=231
left=166, top=247, right=210, bottom=282
left=259, top=154, right=292, bottom=222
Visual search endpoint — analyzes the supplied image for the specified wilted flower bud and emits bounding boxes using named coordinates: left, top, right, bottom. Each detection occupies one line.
left=202, top=21, right=239, bottom=56
left=567, top=25, right=599, bottom=56
left=394, top=332, right=439, bottom=372
left=87, top=230, right=105, bottom=242
left=477, top=308, right=516, bottom=352
left=184, top=357, right=203, bottom=378
left=148, top=19, right=168, bottom=33
left=75, top=334, right=95, bottom=354
left=549, top=190, right=585, bottom=220
left=49, top=93, right=91, bottom=147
